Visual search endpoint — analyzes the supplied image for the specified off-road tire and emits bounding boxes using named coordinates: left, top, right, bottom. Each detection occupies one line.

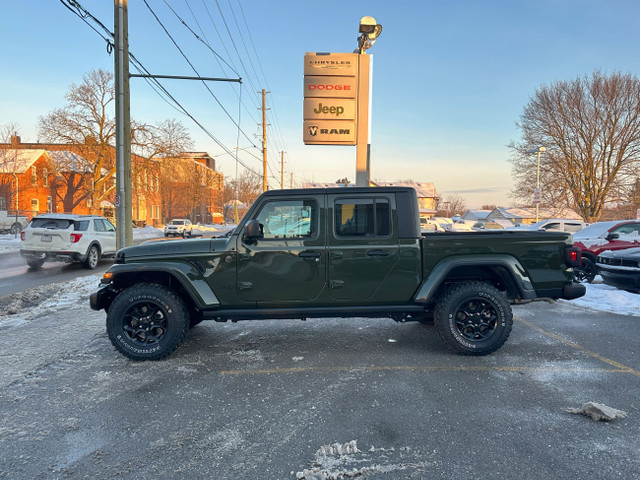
left=106, top=283, right=190, bottom=361
left=575, top=257, right=597, bottom=284
left=26, top=257, right=45, bottom=269
left=84, top=244, right=100, bottom=270
left=434, top=281, right=513, bottom=356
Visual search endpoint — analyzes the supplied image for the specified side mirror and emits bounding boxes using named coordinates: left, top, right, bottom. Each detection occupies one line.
left=606, top=232, right=619, bottom=241
left=243, top=219, right=262, bottom=242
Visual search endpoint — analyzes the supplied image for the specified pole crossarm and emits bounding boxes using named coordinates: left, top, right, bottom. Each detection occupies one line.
left=130, top=74, right=242, bottom=83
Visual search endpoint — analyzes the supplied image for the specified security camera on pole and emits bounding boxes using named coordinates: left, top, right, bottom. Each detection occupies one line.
left=303, top=16, right=382, bottom=187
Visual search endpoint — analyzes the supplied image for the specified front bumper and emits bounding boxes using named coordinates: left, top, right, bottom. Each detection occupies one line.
left=90, top=284, right=117, bottom=311
left=599, top=268, right=640, bottom=293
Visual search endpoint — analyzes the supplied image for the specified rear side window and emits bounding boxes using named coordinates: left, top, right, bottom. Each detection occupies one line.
left=73, top=220, right=90, bottom=232
left=565, top=223, right=583, bottom=233
left=31, top=218, right=72, bottom=229
left=335, top=198, right=390, bottom=237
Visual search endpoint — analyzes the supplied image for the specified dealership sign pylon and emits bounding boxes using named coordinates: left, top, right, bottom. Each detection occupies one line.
left=304, top=52, right=372, bottom=186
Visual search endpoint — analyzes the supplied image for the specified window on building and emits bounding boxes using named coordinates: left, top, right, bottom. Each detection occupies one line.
left=31, top=199, right=39, bottom=215
left=47, top=196, right=52, bottom=213
left=0, top=197, right=6, bottom=210
left=43, top=168, right=49, bottom=187
left=31, top=166, right=37, bottom=186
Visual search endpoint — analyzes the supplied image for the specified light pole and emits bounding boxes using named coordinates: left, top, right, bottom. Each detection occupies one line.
left=526, top=147, right=546, bottom=222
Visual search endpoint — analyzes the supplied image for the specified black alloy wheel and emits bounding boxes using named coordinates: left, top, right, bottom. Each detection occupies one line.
left=106, top=283, right=189, bottom=360
left=435, top=281, right=513, bottom=355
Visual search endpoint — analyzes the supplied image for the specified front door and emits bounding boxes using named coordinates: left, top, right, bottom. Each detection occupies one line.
left=236, top=195, right=326, bottom=305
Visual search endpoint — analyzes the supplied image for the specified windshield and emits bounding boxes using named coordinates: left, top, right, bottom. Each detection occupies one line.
left=170, top=220, right=185, bottom=225
left=572, top=221, right=619, bottom=240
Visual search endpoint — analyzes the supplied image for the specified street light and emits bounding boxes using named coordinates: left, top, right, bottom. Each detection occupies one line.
left=526, top=147, right=546, bottom=222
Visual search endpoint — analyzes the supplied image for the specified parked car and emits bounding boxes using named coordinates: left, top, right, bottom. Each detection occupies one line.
left=596, top=247, right=640, bottom=293
left=20, top=214, right=117, bottom=269
left=572, top=220, right=640, bottom=283
left=420, top=217, right=441, bottom=233
left=450, top=220, right=475, bottom=232
left=515, top=219, right=587, bottom=233
left=164, top=219, right=193, bottom=237
left=472, top=221, right=504, bottom=231
left=0, top=210, right=29, bottom=234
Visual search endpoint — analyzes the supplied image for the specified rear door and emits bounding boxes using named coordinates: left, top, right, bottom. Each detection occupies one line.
left=93, top=218, right=117, bottom=254
left=327, top=193, right=400, bottom=302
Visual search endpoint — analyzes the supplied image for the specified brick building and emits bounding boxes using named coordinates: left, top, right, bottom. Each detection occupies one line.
left=156, top=152, right=224, bottom=224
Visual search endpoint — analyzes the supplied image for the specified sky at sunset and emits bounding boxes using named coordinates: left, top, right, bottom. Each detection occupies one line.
left=2, top=1, right=640, bottom=208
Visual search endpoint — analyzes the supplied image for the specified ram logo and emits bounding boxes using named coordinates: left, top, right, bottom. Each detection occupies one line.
left=308, top=125, right=319, bottom=136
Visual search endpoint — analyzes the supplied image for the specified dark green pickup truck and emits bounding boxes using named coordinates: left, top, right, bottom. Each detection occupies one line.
left=91, top=186, right=585, bottom=360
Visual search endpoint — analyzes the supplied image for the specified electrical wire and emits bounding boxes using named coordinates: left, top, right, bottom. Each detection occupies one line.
left=59, top=0, right=263, bottom=179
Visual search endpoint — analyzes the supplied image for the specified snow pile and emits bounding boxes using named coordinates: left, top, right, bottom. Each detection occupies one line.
left=0, top=275, right=101, bottom=324
left=0, top=234, right=21, bottom=253
left=133, top=226, right=164, bottom=239
left=567, top=402, right=628, bottom=421
left=561, top=282, right=640, bottom=317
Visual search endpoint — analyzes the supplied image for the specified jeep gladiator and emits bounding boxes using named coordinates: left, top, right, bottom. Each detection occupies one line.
left=90, top=187, right=585, bottom=360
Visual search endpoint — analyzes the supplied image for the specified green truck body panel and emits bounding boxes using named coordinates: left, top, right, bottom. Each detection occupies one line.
left=94, top=187, right=584, bottom=316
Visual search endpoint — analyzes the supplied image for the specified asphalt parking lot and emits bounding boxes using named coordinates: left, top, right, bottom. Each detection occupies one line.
left=1, top=298, right=639, bottom=479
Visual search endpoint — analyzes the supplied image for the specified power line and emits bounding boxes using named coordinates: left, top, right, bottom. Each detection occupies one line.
left=59, top=0, right=263, bottom=179
left=142, top=0, right=258, bottom=149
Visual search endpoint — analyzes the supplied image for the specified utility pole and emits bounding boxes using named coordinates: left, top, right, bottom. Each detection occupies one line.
left=260, top=89, right=270, bottom=192
left=114, top=0, right=133, bottom=249
left=280, top=151, right=285, bottom=189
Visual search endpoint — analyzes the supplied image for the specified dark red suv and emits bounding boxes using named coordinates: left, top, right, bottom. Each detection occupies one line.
left=572, top=220, right=640, bottom=282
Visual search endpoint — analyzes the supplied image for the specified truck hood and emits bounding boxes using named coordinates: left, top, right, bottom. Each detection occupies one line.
left=118, top=236, right=232, bottom=260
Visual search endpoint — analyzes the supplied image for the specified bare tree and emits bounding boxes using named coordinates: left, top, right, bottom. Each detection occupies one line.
left=437, top=193, right=467, bottom=217
left=508, top=70, right=640, bottom=222
left=38, top=69, right=117, bottom=212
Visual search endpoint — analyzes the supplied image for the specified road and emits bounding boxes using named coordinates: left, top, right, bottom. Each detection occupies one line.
left=0, top=235, right=163, bottom=298
left=0, top=292, right=638, bottom=479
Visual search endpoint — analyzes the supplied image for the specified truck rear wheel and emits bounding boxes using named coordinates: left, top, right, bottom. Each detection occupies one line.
left=434, top=281, right=513, bottom=356
left=106, top=283, right=190, bottom=361
left=575, top=257, right=597, bottom=283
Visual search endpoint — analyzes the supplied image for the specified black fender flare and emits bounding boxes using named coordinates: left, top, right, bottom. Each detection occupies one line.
left=105, top=262, right=220, bottom=310
left=413, top=254, right=535, bottom=303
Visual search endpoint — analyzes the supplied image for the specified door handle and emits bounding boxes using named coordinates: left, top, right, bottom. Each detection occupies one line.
left=330, top=251, right=343, bottom=260
left=238, top=281, right=253, bottom=291
left=367, top=249, right=389, bottom=257
left=299, top=251, right=321, bottom=259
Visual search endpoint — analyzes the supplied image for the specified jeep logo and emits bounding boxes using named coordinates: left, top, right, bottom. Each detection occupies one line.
left=313, top=103, right=345, bottom=117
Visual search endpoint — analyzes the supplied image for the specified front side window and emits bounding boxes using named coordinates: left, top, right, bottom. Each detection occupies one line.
left=612, top=223, right=640, bottom=238
left=254, top=199, right=317, bottom=240
left=334, top=198, right=390, bottom=237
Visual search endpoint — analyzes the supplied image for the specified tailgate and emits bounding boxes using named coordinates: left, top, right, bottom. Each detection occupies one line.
left=26, top=227, right=72, bottom=250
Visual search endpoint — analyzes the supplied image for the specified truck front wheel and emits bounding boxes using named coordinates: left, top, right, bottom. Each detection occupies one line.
left=434, top=281, right=513, bottom=356
left=106, top=283, right=190, bottom=361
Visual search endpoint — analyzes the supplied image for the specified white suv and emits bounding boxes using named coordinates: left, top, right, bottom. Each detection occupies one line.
left=164, top=219, right=193, bottom=237
left=20, top=214, right=117, bottom=269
